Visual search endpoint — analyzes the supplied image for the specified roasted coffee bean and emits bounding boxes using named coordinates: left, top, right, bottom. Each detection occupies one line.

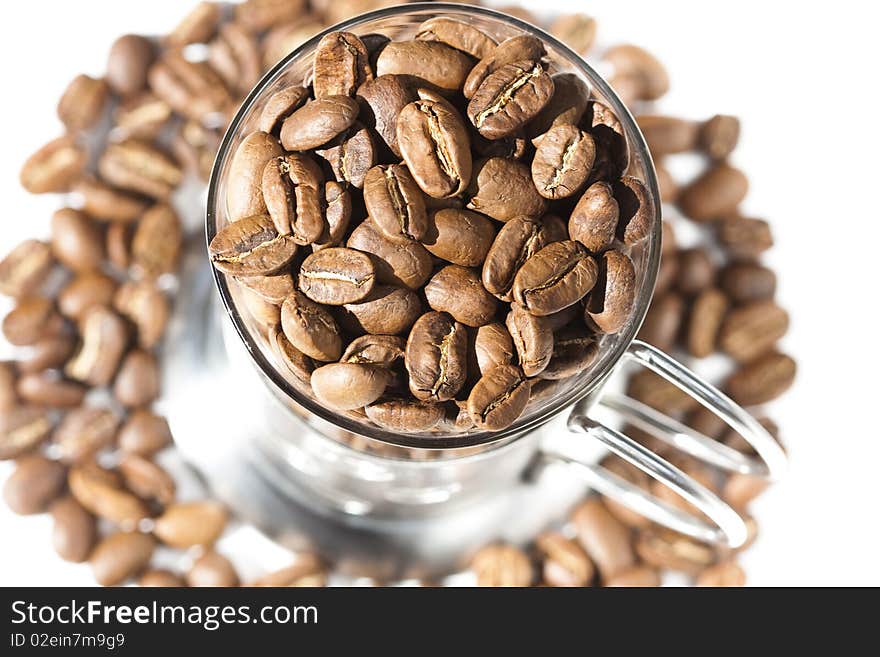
left=568, top=182, right=617, bottom=253
left=627, top=368, right=698, bottom=414
left=719, top=262, right=776, bottom=303
left=208, top=22, right=262, bottom=96
left=397, top=99, right=472, bottom=198
left=226, top=131, right=285, bottom=221
left=425, top=265, right=498, bottom=327
left=586, top=250, right=636, bottom=334
left=58, top=272, right=117, bottom=322
left=19, top=135, right=86, bottom=194
left=582, top=101, right=628, bottom=182
left=280, top=291, right=342, bottom=361
left=376, top=41, right=474, bottom=93
left=678, top=163, right=748, bottom=222
left=635, top=527, right=716, bottom=575
left=315, top=122, right=376, bottom=189
left=470, top=544, right=533, bottom=587
left=717, top=216, right=773, bottom=258
left=242, top=285, right=280, bottom=329
left=549, top=13, right=597, bottom=54
left=169, top=118, right=218, bottom=178
left=66, top=306, right=129, bottom=386
left=58, top=74, right=108, bottom=133
left=91, top=532, right=155, bottom=586
left=541, top=324, right=598, bottom=380
left=49, top=495, right=97, bottom=563
left=167, top=1, right=221, bottom=45
left=98, top=140, right=182, bottom=200
left=422, top=208, right=495, bottom=267
left=613, top=176, right=653, bottom=245
left=106, top=34, right=156, bottom=96
left=531, top=124, right=595, bottom=199
left=356, top=74, right=417, bottom=157
left=313, top=32, right=373, bottom=98
left=636, top=115, right=700, bottom=157
left=718, top=300, right=789, bottom=363
left=50, top=209, right=103, bottom=272
left=363, top=164, right=428, bottom=243
left=341, top=285, right=421, bottom=335
left=118, top=454, right=176, bottom=506
left=687, top=288, right=729, bottom=358
left=113, top=350, right=160, bottom=408
left=415, top=17, right=496, bottom=59
left=604, top=566, right=661, bottom=587
left=571, top=498, right=635, bottom=581
left=258, top=86, right=310, bottom=135
left=505, top=304, right=553, bottom=377
left=2, top=296, right=64, bottom=346
left=468, top=60, right=554, bottom=139
left=234, top=273, right=295, bottom=306
left=69, top=463, right=151, bottom=527
left=467, top=363, right=530, bottom=430
left=249, top=553, right=326, bottom=587
left=676, top=247, right=715, bottom=296
left=473, top=322, right=515, bottom=377
left=188, top=551, right=240, bottom=587
left=236, top=0, right=306, bottom=31
left=598, top=457, right=653, bottom=529
left=528, top=73, right=590, bottom=141
left=535, top=532, right=595, bottom=587
left=154, top=500, right=227, bottom=548
left=513, top=240, right=597, bottom=316
left=467, top=157, right=546, bottom=222
left=55, top=407, right=119, bottom=463
left=3, top=455, right=66, bottom=515
left=72, top=177, right=148, bottom=223
left=269, top=326, right=315, bottom=384
left=365, top=398, right=444, bottom=432
left=114, top=280, right=169, bottom=349
left=118, top=410, right=172, bottom=456
left=0, top=240, right=53, bottom=298
left=473, top=130, right=529, bottom=160
left=722, top=472, right=769, bottom=511
left=148, top=51, right=231, bottom=122
left=342, top=334, right=405, bottom=367
left=19, top=333, right=76, bottom=377
left=113, top=92, right=173, bottom=141
left=656, top=162, right=679, bottom=203
left=132, top=203, right=182, bottom=278
left=299, top=247, right=376, bottom=305
left=464, top=35, right=545, bottom=99
left=0, top=407, right=53, bottom=460
left=346, top=219, right=433, bottom=289
left=17, top=372, right=86, bottom=408
left=280, top=96, right=360, bottom=151
left=405, top=311, right=467, bottom=402
left=261, top=153, right=325, bottom=243
left=0, top=363, right=15, bottom=413
left=314, top=181, right=352, bottom=251
left=262, top=19, right=325, bottom=70
left=140, top=569, right=185, bottom=587
left=700, top=115, right=740, bottom=160
left=603, top=44, right=669, bottom=101
left=209, top=214, right=298, bottom=276
left=311, top=362, right=391, bottom=410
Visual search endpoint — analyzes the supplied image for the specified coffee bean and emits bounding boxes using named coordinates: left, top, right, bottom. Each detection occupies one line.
left=208, top=22, right=261, bottom=97
left=686, top=288, right=729, bottom=358
left=531, top=124, right=595, bottom=199
left=535, top=531, right=594, bottom=587
left=677, top=163, right=748, bottom=222
left=365, top=398, right=444, bottom=432
left=209, top=214, right=298, bottom=276
left=188, top=551, right=240, bottom=587
left=512, top=240, right=597, bottom=316
left=718, top=300, right=789, bottom=363
left=258, top=86, right=310, bottom=135
left=50, top=209, right=104, bottom=272
left=113, top=92, right=173, bottom=141
left=132, top=203, right=182, bottom=278
left=315, top=122, right=376, bottom=190
left=468, top=60, right=554, bottom=139
left=280, top=291, right=342, bottom=361
left=549, top=13, right=597, bottom=54
left=19, top=135, right=86, bottom=194
left=17, top=372, right=86, bottom=408
left=567, top=182, right=617, bottom=253
left=106, top=34, right=156, bottom=96
left=118, top=454, right=176, bottom=506
left=263, top=20, right=325, bottom=70
left=571, top=498, right=635, bottom=581
left=0, top=407, right=53, bottom=460
left=113, top=350, right=160, bottom=408
left=313, top=32, right=373, bottom=98
left=0, top=363, right=15, bottom=413
left=235, top=0, right=306, bottom=31
left=586, top=249, right=636, bottom=334
left=90, top=532, right=155, bottom=586
left=243, top=288, right=278, bottom=331
left=226, top=131, right=285, bottom=221
left=140, top=569, right=185, bottom=587
left=405, top=311, right=467, bottom=402
left=2, top=296, right=64, bottom=346
left=299, top=247, right=376, bottom=305
left=341, top=285, right=421, bottom=335
left=49, top=496, right=97, bottom=563
left=603, top=44, right=669, bottom=101
left=426, top=265, right=498, bottom=327
left=261, top=153, right=325, bottom=243
left=582, top=101, right=628, bottom=182
left=114, top=280, right=169, bottom=349
left=613, top=176, right=653, bottom=245
left=342, top=335, right=405, bottom=367
left=249, top=553, right=326, bottom=587
left=699, top=115, right=740, bottom=160
left=656, top=162, right=679, bottom=203
left=505, top=304, right=553, bottom=377
left=416, top=17, right=497, bottom=59
left=464, top=35, right=545, bottom=99
left=635, top=527, right=716, bottom=575
left=422, top=208, right=495, bottom=267
left=57, top=74, right=108, bottom=133
left=636, top=115, right=700, bottom=157
left=98, top=140, right=182, bottom=200
left=397, top=99, right=472, bottom=198
left=55, top=407, right=120, bottom=463
left=604, top=566, right=661, bottom=587
left=167, top=1, right=221, bottom=45
left=716, top=216, right=773, bottom=258
left=726, top=350, right=796, bottom=403
left=541, top=324, right=598, bottom=380
left=154, top=500, right=227, bottom=548
left=470, top=544, right=533, bottom=587
left=467, top=157, right=546, bottom=222
left=722, top=472, right=769, bottom=511
left=597, top=457, right=653, bottom=529
left=233, top=273, right=295, bottom=306
left=346, top=219, right=432, bottom=289
left=363, top=164, right=428, bottom=243
left=376, top=41, right=474, bottom=94
left=0, top=239, right=53, bottom=298
left=528, top=73, right=590, bottom=141
left=65, top=306, right=129, bottom=386
left=269, top=326, right=315, bottom=384
left=3, top=455, right=66, bottom=515
left=280, top=96, right=360, bottom=151
left=118, top=410, right=172, bottom=456
left=311, top=362, right=391, bottom=410
left=314, top=181, right=352, bottom=251
left=59, top=273, right=117, bottom=322
left=675, top=247, right=715, bottom=296
left=719, top=262, right=776, bottom=303
left=467, top=363, right=530, bottom=430
left=72, top=177, right=149, bottom=223
left=473, top=322, right=515, bottom=377
left=69, top=463, right=151, bottom=527
left=627, top=368, right=698, bottom=414
left=148, top=51, right=231, bottom=122
left=356, top=74, right=417, bottom=157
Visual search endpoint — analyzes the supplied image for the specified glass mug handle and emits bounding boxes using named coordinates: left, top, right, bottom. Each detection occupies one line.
left=539, top=340, right=787, bottom=548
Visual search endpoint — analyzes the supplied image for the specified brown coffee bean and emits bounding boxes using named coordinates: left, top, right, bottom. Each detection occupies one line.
left=269, top=326, right=315, bottom=384
left=235, top=0, right=306, bottom=31
left=416, top=17, right=496, bottom=59
left=107, top=34, right=156, bottom=96
left=188, top=551, right=240, bottom=587
left=113, top=92, right=173, bottom=141
left=50, top=209, right=103, bottom=272
left=656, top=162, right=679, bottom=203
left=586, top=250, right=636, bottom=334
left=167, top=1, right=221, bottom=45
left=405, top=311, right=467, bottom=402
left=91, top=532, right=155, bottom=586
left=59, top=273, right=117, bottom=322
left=98, top=140, right=182, bottom=200
left=132, top=203, right=182, bottom=278
left=531, top=124, right=595, bottom=199
left=280, top=291, right=342, bottom=361
left=209, top=214, right=298, bottom=276
left=299, top=247, right=376, bottom=305
left=468, top=157, right=546, bottom=222
left=342, top=335, right=405, bottom=367
left=208, top=22, right=261, bottom=96
left=604, top=566, right=661, bottom=587
left=473, top=322, right=515, bottom=377
left=258, top=86, right=309, bottom=135
left=66, top=306, right=129, bottom=386
left=233, top=274, right=294, bottom=307
left=676, top=247, right=715, bottom=296
left=280, top=96, right=360, bottom=151
left=140, top=569, right=185, bottom=587
left=725, top=351, right=796, bottom=407
left=376, top=41, right=474, bottom=94
left=243, top=288, right=279, bottom=331
left=597, top=457, right=653, bottom=528
left=513, top=241, right=597, bottom=316
left=114, top=280, right=169, bottom=349
left=468, top=60, right=553, bottom=139
left=397, top=99, right=472, bottom=199
left=535, top=531, right=594, bottom=587
left=603, top=44, right=669, bottom=101
left=342, top=285, right=421, bottom=335
left=118, top=454, right=176, bottom=506
left=313, top=32, right=373, bottom=98
left=421, top=208, right=495, bottom=267
left=346, top=219, right=433, bottom=289
left=567, top=182, right=617, bottom=253
left=315, top=122, right=376, bottom=190
left=722, top=472, right=769, bottom=511
left=72, top=177, right=149, bottom=223
left=266, top=21, right=327, bottom=70
left=154, top=501, right=227, bottom=548
left=68, top=463, right=151, bottom=527
left=0, top=407, right=53, bottom=460
left=0, top=240, right=53, bottom=298
left=627, top=368, right=698, bottom=414
left=2, top=296, right=64, bottom=346
left=527, top=73, right=590, bottom=141
left=635, top=527, right=716, bottom=575
left=540, top=324, right=598, bottom=380
left=613, top=176, right=654, bottom=245
left=261, top=153, right=325, bottom=243
left=716, top=216, right=773, bottom=258
left=464, top=35, right=545, bottom=99
left=571, top=498, right=635, bottom=581
left=3, top=455, right=66, bottom=515
left=687, top=288, right=729, bottom=357
left=363, top=164, right=428, bottom=243
left=678, top=163, right=748, bottom=222
left=636, top=115, right=700, bottom=157
left=471, top=544, right=533, bottom=587
left=356, top=74, right=417, bottom=157
left=314, top=181, right=352, bottom=251
left=483, top=216, right=561, bottom=299
left=249, top=553, right=326, bottom=587
left=55, top=407, right=119, bottom=463
left=365, top=398, right=444, bottom=432
left=311, top=362, right=391, bottom=411
left=582, top=101, right=628, bottom=182
left=505, top=304, right=553, bottom=377
left=699, top=115, right=740, bottom=160
left=49, top=496, right=97, bottom=563
left=426, top=265, right=498, bottom=327
left=118, top=410, right=172, bottom=456
left=17, top=372, right=86, bottom=408
left=113, top=350, right=160, bottom=408
left=467, top=363, right=530, bottom=430
left=718, top=300, right=789, bottom=363
left=57, top=74, right=108, bottom=133
left=0, top=362, right=15, bottom=412
left=226, top=132, right=285, bottom=221
left=19, top=135, right=86, bottom=194
left=719, top=262, right=776, bottom=303
left=148, top=51, right=231, bottom=122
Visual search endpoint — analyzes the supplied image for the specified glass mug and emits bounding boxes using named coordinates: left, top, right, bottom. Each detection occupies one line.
left=206, top=3, right=786, bottom=551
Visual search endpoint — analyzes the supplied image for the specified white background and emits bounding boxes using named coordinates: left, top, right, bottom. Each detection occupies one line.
left=0, top=0, right=878, bottom=586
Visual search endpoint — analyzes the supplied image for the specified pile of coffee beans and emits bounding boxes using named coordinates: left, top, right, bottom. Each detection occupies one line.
left=1, top=0, right=794, bottom=587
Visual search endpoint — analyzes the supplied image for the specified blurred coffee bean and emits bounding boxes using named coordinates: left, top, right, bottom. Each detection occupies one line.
left=3, top=455, right=66, bottom=515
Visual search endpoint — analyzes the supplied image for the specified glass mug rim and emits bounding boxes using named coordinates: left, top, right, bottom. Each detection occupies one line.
left=206, top=2, right=663, bottom=453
